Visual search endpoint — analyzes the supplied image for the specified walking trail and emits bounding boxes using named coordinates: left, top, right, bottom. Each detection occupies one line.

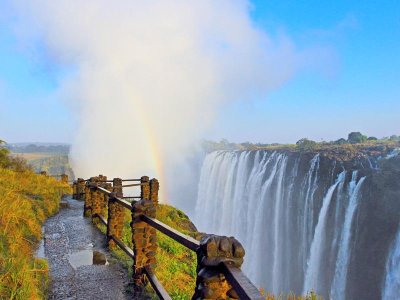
left=38, top=196, right=139, bottom=299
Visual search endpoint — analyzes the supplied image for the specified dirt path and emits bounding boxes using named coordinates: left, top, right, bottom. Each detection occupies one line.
left=40, top=196, right=137, bottom=299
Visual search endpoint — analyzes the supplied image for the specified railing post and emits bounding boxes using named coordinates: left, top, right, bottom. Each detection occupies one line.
left=90, top=177, right=102, bottom=223
left=107, top=178, right=124, bottom=249
left=76, top=178, right=85, bottom=200
left=131, top=176, right=157, bottom=285
left=83, top=178, right=93, bottom=217
left=192, top=235, right=245, bottom=299
left=150, top=178, right=159, bottom=204
left=98, top=175, right=109, bottom=216
left=140, top=176, right=150, bottom=199
left=61, top=174, right=68, bottom=184
left=72, top=181, right=77, bottom=198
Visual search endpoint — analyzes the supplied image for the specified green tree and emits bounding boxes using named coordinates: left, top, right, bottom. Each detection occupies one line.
left=347, top=132, right=367, bottom=144
left=0, top=140, right=10, bottom=168
left=296, top=138, right=318, bottom=150
left=334, top=138, right=348, bottom=145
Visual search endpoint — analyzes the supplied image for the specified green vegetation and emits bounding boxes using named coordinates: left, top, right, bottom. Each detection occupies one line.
left=0, top=140, right=71, bottom=299
left=94, top=203, right=198, bottom=299
left=203, top=132, right=400, bottom=153
left=261, top=290, right=322, bottom=300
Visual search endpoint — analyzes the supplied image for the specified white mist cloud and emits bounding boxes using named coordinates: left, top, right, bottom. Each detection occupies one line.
left=11, top=0, right=300, bottom=201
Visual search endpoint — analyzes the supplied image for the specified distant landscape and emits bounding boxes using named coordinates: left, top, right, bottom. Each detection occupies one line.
left=6, top=143, right=75, bottom=180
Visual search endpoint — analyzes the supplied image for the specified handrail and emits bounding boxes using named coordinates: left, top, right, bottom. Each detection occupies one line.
left=144, top=266, right=172, bottom=300
left=77, top=175, right=264, bottom=300
left=221, top=262, right=264, bottom=300
left=113, top=197, right=133, bottom=210
left=110, top=235, right=134, bottom=259
left=140, top=215, right=200, bottom=252
left=121, top=183, right=143, bottom=188
left=93, top=213, right=108, bottom=226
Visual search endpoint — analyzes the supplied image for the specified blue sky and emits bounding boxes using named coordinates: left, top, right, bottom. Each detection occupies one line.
left=1, top=1, right=399, bottom=143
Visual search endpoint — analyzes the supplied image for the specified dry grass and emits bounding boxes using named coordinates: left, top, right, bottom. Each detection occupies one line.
left=0, top=168, right=71, bottom=299
left=10, top=153, right=58, bottom=161
left=260, top=289, right=323, bottom=300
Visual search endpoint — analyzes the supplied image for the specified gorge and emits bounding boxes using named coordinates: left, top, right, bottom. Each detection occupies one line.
left=194, top=145, right=400, bottom=299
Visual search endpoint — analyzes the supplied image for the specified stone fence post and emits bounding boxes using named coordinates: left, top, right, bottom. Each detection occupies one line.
left=76, top=178, right=86, bottom=200
left=72, top=182, right=77, bottom=198
left=192, top=235, right=245, bottom=300
left=83, top=178, right=93, bottom=217
left=130, top=176, right=157, bottom=285
left=90, top=178, right=102, bottom=224
left=107, top=178, right=124, bottom=249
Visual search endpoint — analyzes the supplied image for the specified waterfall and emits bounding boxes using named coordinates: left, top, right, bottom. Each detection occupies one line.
left=382, top=227, right=400, bottom=299
left=194, top=149, right=394, bottom=298
left=330, top=173, right=366, bottom=300
left=303, top=171, right=346, bottom=295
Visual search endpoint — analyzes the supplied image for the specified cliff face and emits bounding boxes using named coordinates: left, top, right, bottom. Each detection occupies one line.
left=349, top=155, right=400, bottom=299
left=193, top=146, right=400, bottom=299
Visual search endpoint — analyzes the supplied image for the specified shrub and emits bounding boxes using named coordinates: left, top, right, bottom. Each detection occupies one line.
left=347, top=132, right=367, bottom=144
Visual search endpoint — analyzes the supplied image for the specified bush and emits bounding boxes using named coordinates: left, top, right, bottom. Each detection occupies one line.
left=347, top=132, right=367, bottom=144
left=296, top=138, right=318, bottom=150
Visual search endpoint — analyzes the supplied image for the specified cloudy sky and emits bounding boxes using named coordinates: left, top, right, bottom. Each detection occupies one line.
left=0, top=0, right=399, bottom=144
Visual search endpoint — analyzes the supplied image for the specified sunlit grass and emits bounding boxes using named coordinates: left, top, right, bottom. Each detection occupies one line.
left=0, top=168, right=71, bottom=299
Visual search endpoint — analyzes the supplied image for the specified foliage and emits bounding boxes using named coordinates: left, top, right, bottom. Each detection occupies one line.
left=347, top=132, right=368, bottom=144
left=101, top=203, right=198, bottom=299
left=296, top=138, right=318, bottom=150
left=0, top=141, right=32, bottom=172
left=0, top=167, right=71, bottom=299
left=333, top=138, right=348, bottom=145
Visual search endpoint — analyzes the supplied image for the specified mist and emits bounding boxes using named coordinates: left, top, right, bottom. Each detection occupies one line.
left=11, top=0, right=300, bottom=202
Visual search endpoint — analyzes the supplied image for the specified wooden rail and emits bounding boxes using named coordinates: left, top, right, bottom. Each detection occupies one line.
left=72, top=176, right=263, bottom=300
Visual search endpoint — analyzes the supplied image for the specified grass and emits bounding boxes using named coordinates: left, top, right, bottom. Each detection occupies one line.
left=261, top=290, right=323, bottom=300
left=93, top=202, right=198, bottom=299
left=0, top=168, right=71, bottom=299
left=94, top=202, right=324, bottom=299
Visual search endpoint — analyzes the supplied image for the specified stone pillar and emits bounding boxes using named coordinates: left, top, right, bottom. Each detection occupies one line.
left=76, top=178, right=86, bottom=200
left=72, top=182, right=77, bottom=198
left=131, top=176, right=157, bottom=285
left=140, top=176, right=150, bottom=200
left=149, top=178, right=159, bottom=204
left=107, top=178, right=124, bottom=249
left=97, top=175, right=108, bottom=215
left=61, top=174, right=68, bottom=184
left=103, top=182, right=112, bottom=215
left=91, top=187, right=102, bottom=224
left=192, top=235, right=245, bottom=300
left=84, top=182, right=92, bottom=217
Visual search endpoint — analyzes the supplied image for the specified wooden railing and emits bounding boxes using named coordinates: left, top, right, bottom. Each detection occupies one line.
left=72, top=175, right=263, bottom=300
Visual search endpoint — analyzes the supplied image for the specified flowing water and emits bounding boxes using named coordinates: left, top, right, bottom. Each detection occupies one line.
left=194, top=150, right=399, bottom=299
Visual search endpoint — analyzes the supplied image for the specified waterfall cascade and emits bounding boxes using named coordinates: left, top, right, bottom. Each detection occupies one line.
left=383, top=227, right=400, bottom=299
left=194, top=150, right=400, bottom=299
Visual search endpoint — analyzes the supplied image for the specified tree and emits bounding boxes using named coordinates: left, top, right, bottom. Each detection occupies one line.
left=334, top=138, right=348, bottom=145
left=368, top=136, right=378, bottom=141
left=296, top=138, right=317, bottom=150
left=347, top=132, right=367, bottom=144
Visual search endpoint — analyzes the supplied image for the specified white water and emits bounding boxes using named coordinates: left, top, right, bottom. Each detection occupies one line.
left=194, top=150, right=393, bottom=298
left=303, top=171, right=346, bottom=295
left=382, top=227, right=400, bottom=299
left=330, top=173, right=366, bottom=300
